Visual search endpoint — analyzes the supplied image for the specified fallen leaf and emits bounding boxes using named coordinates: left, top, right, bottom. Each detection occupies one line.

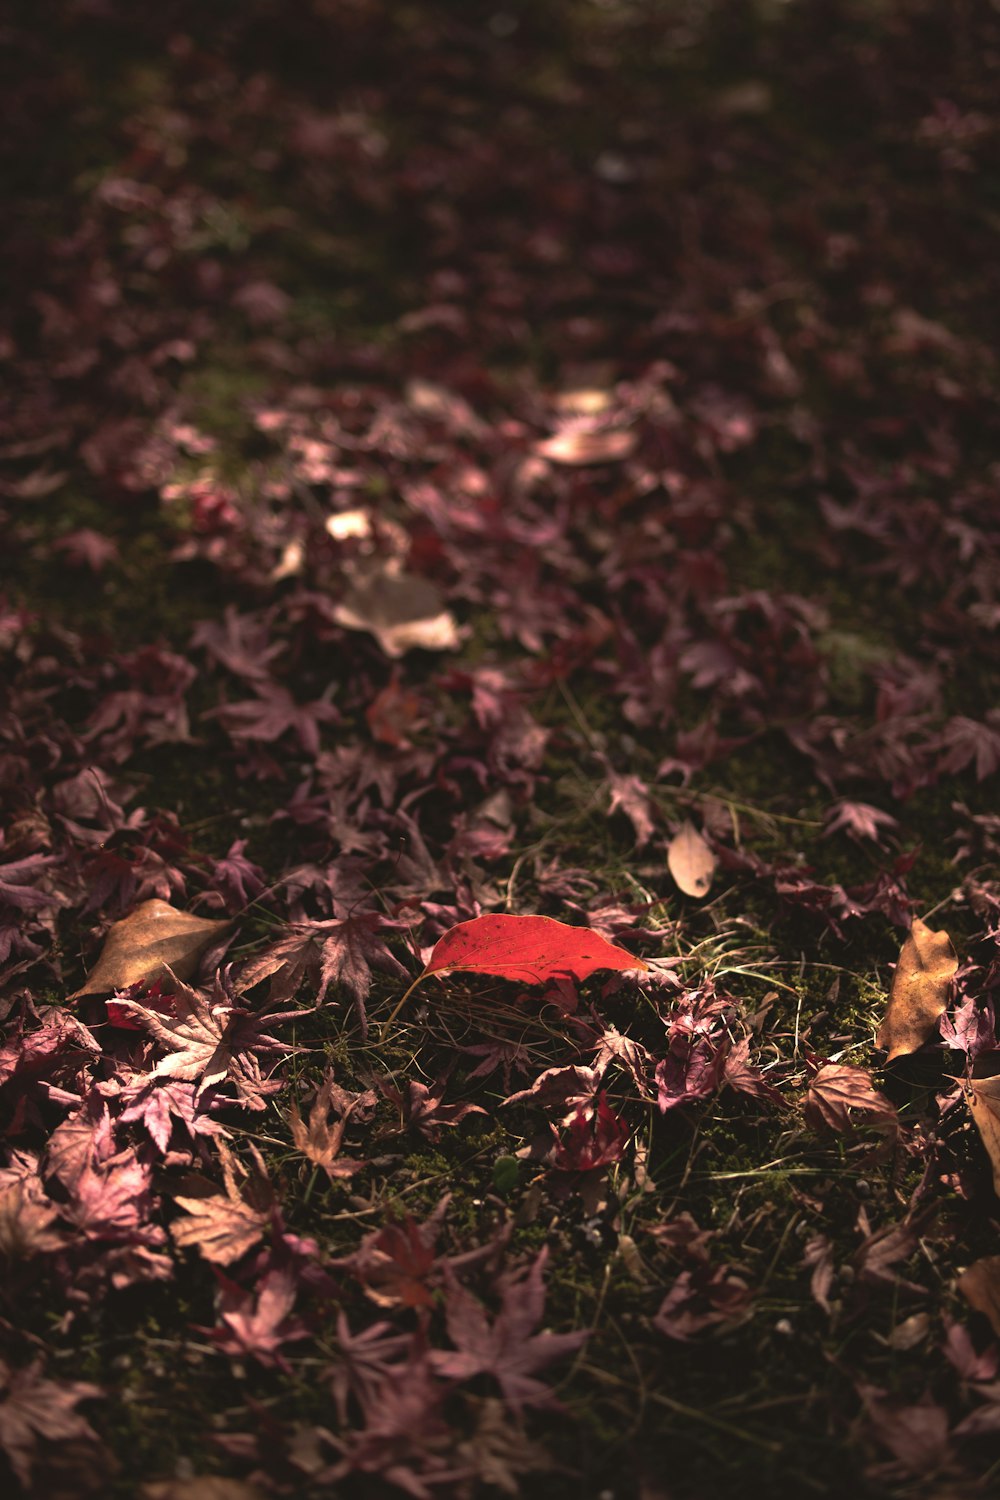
left=171, top=1141, right=273, bottom=1266
left=967, top=1070, right=1000, bottom=1195
left=288, top=1070, right=368, bottom=1181
left=333, top=566, right=460, bottom=657
left=877, top=918, right=958, bottom=1062
left=804, top=1062, right=897, bottom=1134
left=534, top=429, right=636, bottom=465
left=666, top=822, right=716, bottom=898
left=142, top=1481, right=267, bottom=1500
left=69, top=900, right=232, bottom=999
left=422, top=914, right=648, bottom=986
left=958, top=1257, right=1000, bottom=1337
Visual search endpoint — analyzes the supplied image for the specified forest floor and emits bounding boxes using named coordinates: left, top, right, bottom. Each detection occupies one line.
left=3, top=2, right=1000, bottom=1497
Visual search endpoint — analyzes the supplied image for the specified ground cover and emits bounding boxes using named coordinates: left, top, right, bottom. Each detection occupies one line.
left=2, top=1, right=1000, bottom=1495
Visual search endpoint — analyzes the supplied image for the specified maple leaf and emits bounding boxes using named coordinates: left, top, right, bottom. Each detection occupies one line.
left=803, top=1062, right=897, bottom=1134
left=341, top=1208, right=447, bottom=1311
left=0, top=1157, right=64, bottom=1260
left=655, top=1035, right=727, bottom=1113
left=823, top=799, right=899, bottom=845
left=429, top=1248, right=587, bottom=1411
left=288, top=1070, right=369, bottom=1182
left=605, top=770, right=655, bottom=849
left=171, top=1141, right=273, bottom=1266
left=935, top=713, right=1000, bottom=781
left=325, top=1312, right=414, bottom=1425
left=0, top=849, right=61, bottom=912
left=206, top=1265, right=310, bottom=1371
left=939, top=992, right=998, bottom=1060
left=118, top=1075, right=226, bottom=1154
left=653, top=1263, right=754, bottom=1339
left=209, top=683, right=339, bottom=757
left=548, top=1091, right=629, bottom=1179
left=191, top=605, right=284, bottom=683
left=379, top=1075, right=487, bottom=1141
left=116, top=972, right=301, bottom=1111
left=857, top=1384, right=952, bottom=1478
left=239, top=912, right=408, bottom=1035
left=0, top=1358, right=107, bottom=1489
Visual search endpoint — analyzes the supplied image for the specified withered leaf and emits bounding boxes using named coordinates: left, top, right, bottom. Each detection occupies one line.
left=666, top=822, right=716, bottom=898
left=967, top=1071, right=1000, bottom=1196
left=69, top=900, right=232, bottom=1000
left=116, top=971, right=301, bottom=1110
left=877, top=918, right=958, bottom=1062
left=804, top=1062, right=898, bottom=1135
left=171, top=1141, right=272, bottom=1266
left=288, top=1070, right=368, bottom=1182
left=533, top=429, right=636, bottom=465
left=333, top=566, right=460, bottom=658
left=142, top=1478, right=267, bottom=1500
left=958, top=1256, right=1000, bottom=1337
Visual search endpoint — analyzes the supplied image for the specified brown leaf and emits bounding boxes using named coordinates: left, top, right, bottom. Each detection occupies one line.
left=171, top=1141, right=272, bottom=1266
left=877, top=918, right=957, bottom=1062
left=69, top=900, right=232, bottom=999
left=666, top=822, right=716, bottom=898
left=333, top=566, right=460, bottom=658
left=534, top=429, right=636, bottom=465
left=967, top=1071, right=1000, bottom=1195
left=958, top=1257, right=1000, bottom=1337
left=143, top=1482, right=267, bottom=1500
left=804, top=1063, right=898, bottom=1135
left=288, top=1070, right=368, bottom=1182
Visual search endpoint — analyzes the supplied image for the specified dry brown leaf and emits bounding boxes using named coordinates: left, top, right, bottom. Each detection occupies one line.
left=666, top=822, right=716, bottom=898
left=143, top=1480, right=267, bottom=1500
left=877, top=918, right=958, bottom=1062
left=958, top=1256, right=1000, bottom=1336
left=288, top=1070, right=368, bottom=1182
left=534, top=428, right=636, bottom=465
left=967, top=1071, right=1000, bottom=1196
left=171, top=1140, right=272, bottom=1266
left=68, top=900, right=232, bottom=1000
left=333, top=566, right=460, bottom=658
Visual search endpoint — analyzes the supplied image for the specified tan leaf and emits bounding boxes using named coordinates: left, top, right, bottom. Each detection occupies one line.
left=333, top=567, right=460, bottom=658
left=958, top=1256, right=1000, bottom=1337
left=143, top=1481, right=267, bottom=1500
left=534, top=428, right=636, bottom=465
left=967, top=1072, right=1000, bottom=1196
left=666, top=822, right=716, bottom=898
left=69, top=900, right=231, bottom=1000
left=288, top=1070, right=368, bottom=1182
left=877, top=918, right=958, bottom=1062
left=171, top=1141, right=272, bottom=1266
left=803, top=1062, right=897, bottom=1135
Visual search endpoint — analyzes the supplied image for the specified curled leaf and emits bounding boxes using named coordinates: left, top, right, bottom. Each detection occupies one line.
left=68, top=900, right=232, bottom=1000
left=958, top=1256, right=1000, bottom=1337
left=877, top=918, right=958, bottom=1062
left=423, top=913, right=648, bottom=986
left=666, top=822, right=716, bottom=899
left=967, top=1069, right=1000, bottom=1196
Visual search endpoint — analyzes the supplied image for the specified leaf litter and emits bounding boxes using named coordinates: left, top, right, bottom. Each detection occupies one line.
left=2, top=3, right=1000, bottom=1497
